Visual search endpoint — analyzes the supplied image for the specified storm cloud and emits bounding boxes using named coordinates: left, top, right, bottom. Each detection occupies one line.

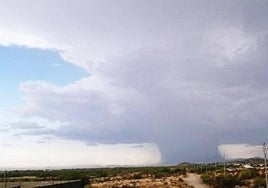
left=1, top=0, right=268, bottom=163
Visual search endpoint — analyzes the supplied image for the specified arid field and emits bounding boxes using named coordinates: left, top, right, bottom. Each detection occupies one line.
left=88, top=174, right=192, bottom=188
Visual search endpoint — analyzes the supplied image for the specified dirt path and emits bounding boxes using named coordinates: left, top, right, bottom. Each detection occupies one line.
left=183, top=173, right=210, bottom=188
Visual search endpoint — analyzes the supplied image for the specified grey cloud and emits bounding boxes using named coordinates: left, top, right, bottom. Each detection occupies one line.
left=0, top=127, right=9, bottom=132
left=1, top=0, right=268, bottom=163
left=36, top=136, right=54, bottom=144
left=17, top=128, right=55, bottom=136
left=17, top=36, right=268, bottom=163
left=10, top=121, right=45, bottom=130
left=132, top=145, right=144, bottom=148
left=1, top=1, right=267, bottom=70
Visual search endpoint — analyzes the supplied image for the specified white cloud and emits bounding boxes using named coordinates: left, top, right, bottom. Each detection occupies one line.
left=218, top=144, right=263, bottom=160
left=0, top=136, right=161, bottom=168
left=0, top=0, right=268, bottom=164
left=14, top=30, right=268, bottom=163
left=10, top=121, right=44, bottom=129
left=0, top=28, right=57, bottom=50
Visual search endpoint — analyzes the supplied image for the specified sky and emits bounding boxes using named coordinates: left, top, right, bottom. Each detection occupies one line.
left=0, top=0, right=268, bottom=169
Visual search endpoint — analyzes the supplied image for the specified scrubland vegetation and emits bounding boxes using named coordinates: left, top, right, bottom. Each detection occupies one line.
left=1, top=167, right=189, bottom=188
left=194, top=158, right=267, bottom=188
left=1, top=158, right=267, bottom=188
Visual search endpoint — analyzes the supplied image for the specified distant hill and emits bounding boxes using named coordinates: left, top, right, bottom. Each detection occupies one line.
left=177, top=162, right=193, bottom=167
left=240, top=157, right=264, bottom=164
left=177, top=157, right=265, bottom=166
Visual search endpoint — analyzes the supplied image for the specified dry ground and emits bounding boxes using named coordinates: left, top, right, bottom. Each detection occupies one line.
left=0, top=181, right=68, bottom=188
left=183, top=173, right=211, bottom=188
left=89, top=174, right=193, bottom=188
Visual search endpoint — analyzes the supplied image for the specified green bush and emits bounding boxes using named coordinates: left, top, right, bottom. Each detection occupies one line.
left=215, top=174, right=244, bottom=188
left=201, top=173, right=214, bottom=185
left=81, top=176, right=90, bottom=187
left=239, top=169, right=259, bottom=180
left=253, top=177, right=265, bottom=188
left=203, top=174, right=237, bottom=188
left=133, top=173, right=142, bottom=179
left=160, top=167, right=171, bottom=173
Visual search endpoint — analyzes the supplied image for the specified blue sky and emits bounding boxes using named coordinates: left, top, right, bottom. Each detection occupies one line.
left=0, top=0, right=268, bottom=168
left=0, top=46, right=87, bottom=107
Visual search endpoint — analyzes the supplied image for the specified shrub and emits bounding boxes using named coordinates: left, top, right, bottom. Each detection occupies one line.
left=133, top=173, right=142, bottom=179
left=215, top=174, right=244, bottom=188
left=201, top=173, right=214, bottom=185
left=239, top=169, right=259, bottom=180
left=253, top=177, right=265, bottom=188
left=81, top=176, right=90, bottom=187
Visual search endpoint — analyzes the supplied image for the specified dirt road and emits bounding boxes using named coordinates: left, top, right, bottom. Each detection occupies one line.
left=183, top=173, right=210, bottom=188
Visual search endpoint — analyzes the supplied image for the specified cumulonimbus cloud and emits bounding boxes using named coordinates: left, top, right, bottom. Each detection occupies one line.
left=1, top=0, right=268, bottom=163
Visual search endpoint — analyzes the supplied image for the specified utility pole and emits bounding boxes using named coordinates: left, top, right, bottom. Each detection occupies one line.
left=4, top=170, right=7, bottom=188
left=223, top=154, right=226, bottom=177
left=263, top=143, right=268, bottom=188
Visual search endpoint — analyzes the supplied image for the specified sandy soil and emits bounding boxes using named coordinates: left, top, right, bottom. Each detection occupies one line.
left=183, top=173, right=210, bottom=188
left=90, top=175, right=193, bottom=188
